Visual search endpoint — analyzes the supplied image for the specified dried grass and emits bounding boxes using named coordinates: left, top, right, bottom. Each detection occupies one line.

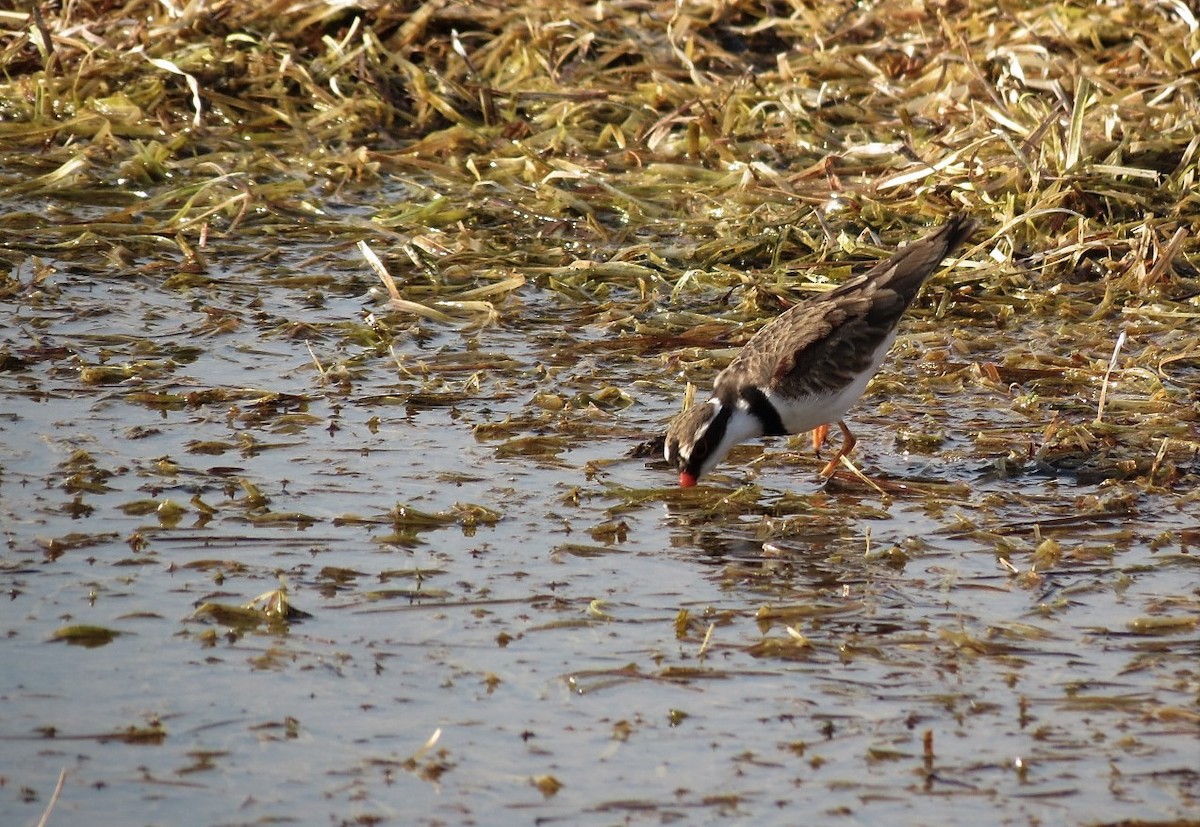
left=4, top=2, right=1196, bottom=254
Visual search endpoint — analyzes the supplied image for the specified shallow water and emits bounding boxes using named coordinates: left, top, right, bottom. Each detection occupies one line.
left=2, top=219, right=1198, bottom=827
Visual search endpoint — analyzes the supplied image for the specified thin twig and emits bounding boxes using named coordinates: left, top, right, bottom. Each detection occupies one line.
left=1095, top=330, right=1127, bottom=424
left=697, top=621, right=715, bottom=659
left=36, top=768, right=67, bottom=827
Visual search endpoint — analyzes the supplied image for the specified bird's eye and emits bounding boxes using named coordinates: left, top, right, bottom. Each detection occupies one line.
left=665, top=440, right=681, bottom=467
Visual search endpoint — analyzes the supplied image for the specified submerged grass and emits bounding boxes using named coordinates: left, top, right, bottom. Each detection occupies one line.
left=2, top=4, right=1196, bottom=568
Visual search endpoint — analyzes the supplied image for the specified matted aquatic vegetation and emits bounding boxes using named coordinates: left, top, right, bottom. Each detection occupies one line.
left=1, top=2, right=1197, bottom=826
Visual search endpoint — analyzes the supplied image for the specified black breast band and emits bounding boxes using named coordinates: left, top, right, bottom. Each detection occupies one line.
left=739, top=387, right=787, bottom=436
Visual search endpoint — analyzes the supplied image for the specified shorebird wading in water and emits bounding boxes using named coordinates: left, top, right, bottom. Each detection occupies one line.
left=664, top=213, right=977, bottom=488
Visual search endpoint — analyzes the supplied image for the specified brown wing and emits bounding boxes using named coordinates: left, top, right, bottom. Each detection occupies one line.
left=713, top=289, right=897, bottom=401
left=711, top=297, right=845, bottom=400
left=768, top=290, right=907, bottom=397
left=712, top=213, right=977, bottom=401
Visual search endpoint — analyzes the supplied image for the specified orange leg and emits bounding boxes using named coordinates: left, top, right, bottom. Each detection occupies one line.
left=818, top=420, right=857, bottom=478
left=811, top=423, right=829, bottom=452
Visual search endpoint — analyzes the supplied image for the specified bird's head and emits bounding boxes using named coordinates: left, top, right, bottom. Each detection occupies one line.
left=664, top=399, right=740, bottom=487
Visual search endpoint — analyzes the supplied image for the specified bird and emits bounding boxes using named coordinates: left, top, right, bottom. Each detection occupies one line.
left=664, top=213, right=978, bottom=488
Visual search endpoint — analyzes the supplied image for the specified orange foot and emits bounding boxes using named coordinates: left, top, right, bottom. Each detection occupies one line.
left=818, top=420, right=857, bottom=478
left=811, top=423, right=829, bottom=452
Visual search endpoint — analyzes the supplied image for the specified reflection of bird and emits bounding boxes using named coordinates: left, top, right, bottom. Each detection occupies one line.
left=665, top=214, right=978, bottom=487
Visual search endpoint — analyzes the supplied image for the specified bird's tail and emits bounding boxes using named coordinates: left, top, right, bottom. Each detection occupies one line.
left=873, top=212, right=979, bottom=298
